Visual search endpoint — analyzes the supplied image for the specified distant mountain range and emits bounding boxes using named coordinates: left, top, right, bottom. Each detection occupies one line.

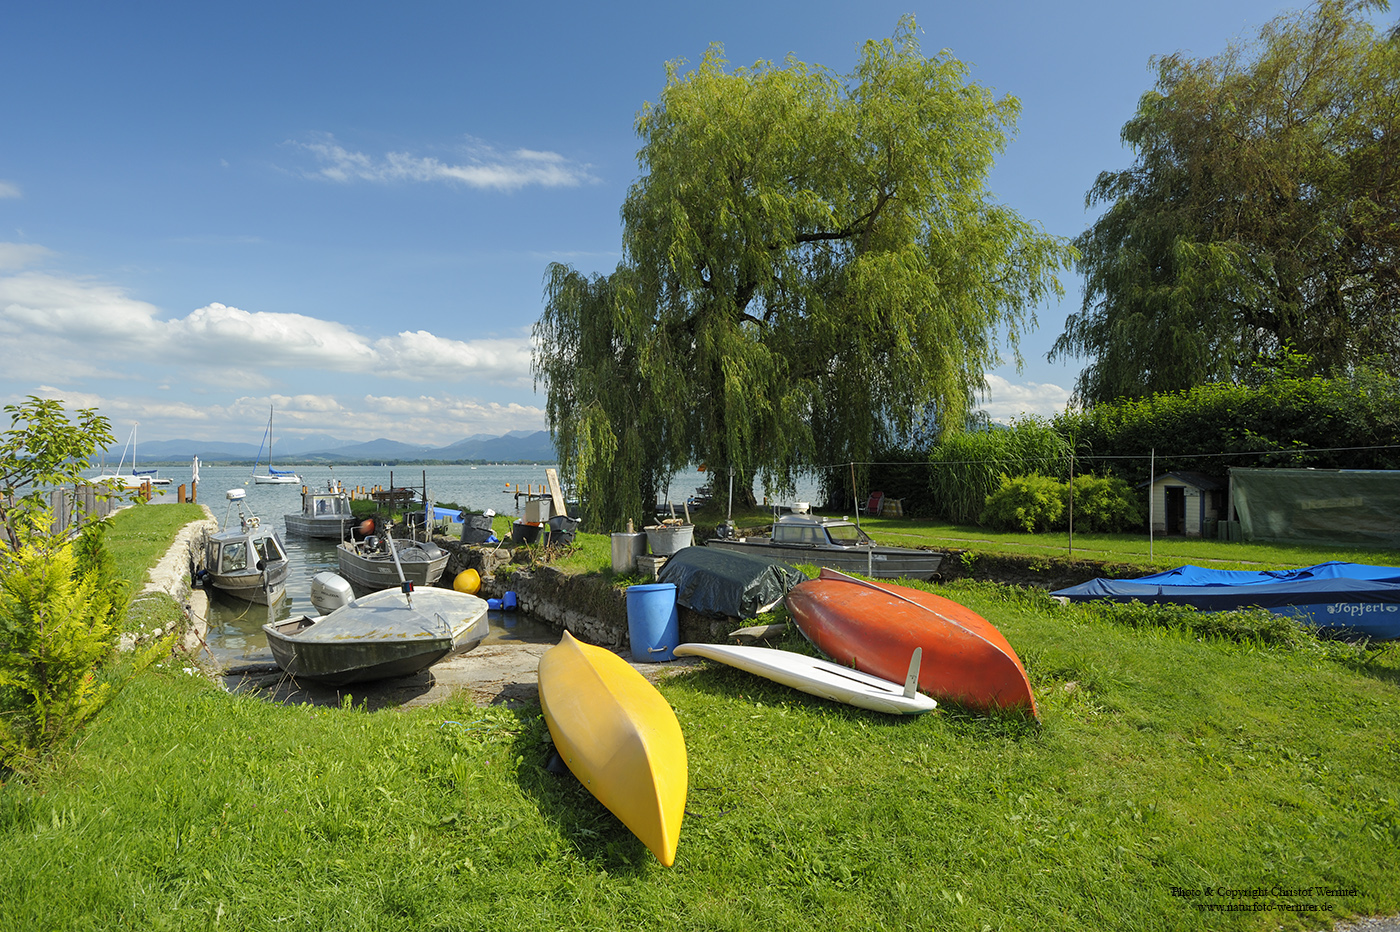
left=122, top=429, right=556, bottom=464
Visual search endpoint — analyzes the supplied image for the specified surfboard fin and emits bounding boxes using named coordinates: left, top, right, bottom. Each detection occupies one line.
left=903, top=647, right=922, bottom=699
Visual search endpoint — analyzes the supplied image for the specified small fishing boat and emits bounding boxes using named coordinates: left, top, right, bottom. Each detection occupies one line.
left=786, top=568, right=1037, bottom=717
left=284, top=479, right=356, bottom=539
left=250, top=405, right=301, bottom=485
left=1053, top=562, right=1400, bottom=641
left=202, top=488, right=289, bottom=604
left=262, top=586, right=489, bottom=685
left=706, top=513, right=943, bottom=580
left=538, top=631, right=688, bottom=866
left=336, top=532, right=448, bottom=591
left=673, top=642, right=937, bottom=715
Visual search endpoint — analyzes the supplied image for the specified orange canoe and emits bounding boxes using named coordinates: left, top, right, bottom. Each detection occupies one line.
left=785, top=568, right=1037, bottom=717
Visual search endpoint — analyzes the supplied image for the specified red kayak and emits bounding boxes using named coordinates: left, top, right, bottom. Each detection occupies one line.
left=785, top=568, right=1038, bottom=717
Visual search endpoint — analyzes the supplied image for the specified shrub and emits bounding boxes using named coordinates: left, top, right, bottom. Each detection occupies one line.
left=980, top=473, right=1065, bottom=532
left=928, top=418, right=1071, bottom=524
left=0, top=542, right=118, bottom=772
left=1064, top=475, right=1144, bottom=532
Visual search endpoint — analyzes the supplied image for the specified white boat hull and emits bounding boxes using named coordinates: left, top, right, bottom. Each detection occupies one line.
left=673, top=642, right=937, bottom=715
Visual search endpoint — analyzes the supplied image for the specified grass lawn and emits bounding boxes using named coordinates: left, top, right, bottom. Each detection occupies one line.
left=1, top=505, right=1396, bottom=930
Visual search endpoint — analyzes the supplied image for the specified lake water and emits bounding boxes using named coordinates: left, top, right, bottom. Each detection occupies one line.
left=101, top=462, right=821, bottom=669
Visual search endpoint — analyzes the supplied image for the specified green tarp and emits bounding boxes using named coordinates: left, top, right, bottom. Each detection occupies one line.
left=1230, top=467, right=1400, bottom=548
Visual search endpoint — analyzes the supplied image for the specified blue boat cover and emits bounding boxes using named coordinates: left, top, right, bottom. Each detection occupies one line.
left=1053, top=561, right=1400, bottom=640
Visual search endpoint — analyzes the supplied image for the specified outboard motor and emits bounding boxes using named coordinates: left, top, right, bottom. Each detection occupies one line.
left=309, top=572, right=354, bottom=615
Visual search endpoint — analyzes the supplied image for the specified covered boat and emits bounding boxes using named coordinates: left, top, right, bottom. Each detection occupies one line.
left=656, top=546, right=805, bottom=619
left=1052, top=562, right=1400, bottom=640
left=786, top=568, right=1037, bottom=716
left=262, top=586, right=489, bottom=685
left=336, top=534, right=448, bottom=591
left=202, top=488, right=289, bottom=604
left=284, top=479, right=356, bottom=538
left=706, top=513, right=942, bottom=580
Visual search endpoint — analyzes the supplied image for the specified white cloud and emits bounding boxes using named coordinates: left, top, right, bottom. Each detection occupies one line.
left=0, top=181, right=20, bottom=199
left=0, top=273, right=534, bottom=388
left=0, top=242, right=54, bottom=270
left=293, top=134, right=596, bottom=191
left=977, top=373, right=1072, bottom=422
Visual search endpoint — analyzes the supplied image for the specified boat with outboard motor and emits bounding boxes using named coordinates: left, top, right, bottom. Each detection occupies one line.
left=706, top=512, right=943, bottom=580
left=336, top=527, right=448, bottom=592
left=200, top=488, right=289, bottom=604
left=262, top=583, right=489, bottom=685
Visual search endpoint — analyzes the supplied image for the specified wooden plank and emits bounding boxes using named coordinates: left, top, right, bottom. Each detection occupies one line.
left=545, top=468, right=569, bottom=519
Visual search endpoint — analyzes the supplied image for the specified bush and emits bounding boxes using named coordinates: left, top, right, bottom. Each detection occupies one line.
left=928, top=418, right=1071, bottom=524
left=1065, top=475, right=1144, bottom=532
left=0, top=542, right=119, bottom=773
left=980, top=473, right=1066, bottom=532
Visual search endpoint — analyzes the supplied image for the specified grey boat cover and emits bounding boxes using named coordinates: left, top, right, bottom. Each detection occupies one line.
left=658, top=546, right=806, bottom=618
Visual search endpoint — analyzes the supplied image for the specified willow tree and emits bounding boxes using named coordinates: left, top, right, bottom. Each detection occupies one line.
left=535, top=18, right=1073, bottom=531
left=1053, top=0, right=1400, bottom=405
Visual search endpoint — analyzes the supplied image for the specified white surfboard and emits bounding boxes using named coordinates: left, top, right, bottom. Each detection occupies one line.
left=673, top=642, right=936, bottom=715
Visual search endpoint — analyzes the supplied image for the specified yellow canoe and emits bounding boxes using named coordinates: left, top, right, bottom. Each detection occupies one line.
left=538, top=630, right=687, bottom=866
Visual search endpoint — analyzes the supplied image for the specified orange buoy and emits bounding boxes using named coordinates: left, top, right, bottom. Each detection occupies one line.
left=359, top=519, right=375, bottom=536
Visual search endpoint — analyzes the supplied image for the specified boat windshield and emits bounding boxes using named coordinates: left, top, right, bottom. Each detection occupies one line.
left=312, top=495, right=350, bottom=516
left=220, top=541, right=248, bottom=572
left=825, top=523, right=871, bottom=546
left=255, top=537, right=285, bottom=563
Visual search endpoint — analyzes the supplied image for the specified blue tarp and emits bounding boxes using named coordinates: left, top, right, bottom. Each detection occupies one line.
left=1053, top=562, right=1400, bottom=640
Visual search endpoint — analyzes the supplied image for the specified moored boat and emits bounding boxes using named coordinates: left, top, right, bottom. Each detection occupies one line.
left=785, top=568, right=1037, bottom=717
left=284, top=479, right=356, bottom=539
left=250, top=405, right=301, bottom=485
left=707, top=513, right=943, bottom=580
left=202, top=488, right=289, bottom=605
left=336, top=534, right=448, bottom=592
left=538, top=631, right=688, bottom=866
left=262, top=586, right=488, bottom=685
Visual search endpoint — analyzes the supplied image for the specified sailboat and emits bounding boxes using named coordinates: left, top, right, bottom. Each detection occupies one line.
left=251, top=406, right=302, bottom=485
left=95, top=423, right=168, bottom=487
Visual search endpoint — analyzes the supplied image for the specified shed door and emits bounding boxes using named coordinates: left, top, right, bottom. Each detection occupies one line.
left=1165, top=487, right=1186, bottom=535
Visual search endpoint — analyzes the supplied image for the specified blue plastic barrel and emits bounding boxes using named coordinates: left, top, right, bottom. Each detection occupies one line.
left=502, top=591, right=518, bottom=611
left=626, top=582, right=679, bottom=662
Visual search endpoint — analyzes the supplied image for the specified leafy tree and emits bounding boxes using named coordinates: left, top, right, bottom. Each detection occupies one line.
left=535, top=18, right=1073, bottom=530
left=0, top=397, right=118, bottom=552
left=1052, top=0, right=1400, bottom=404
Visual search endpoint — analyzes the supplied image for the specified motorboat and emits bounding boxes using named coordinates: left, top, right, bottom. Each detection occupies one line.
left=284, top=479, right=356, bottom=539
left=336, top=531, right=448, bottom=592
left=250, top=405, right=301, bottom=485
left=706, top=512, right=943, bottom=580
left=262, top=585, right=489, bottom=686
left=201, top=488, right=289, bottom=605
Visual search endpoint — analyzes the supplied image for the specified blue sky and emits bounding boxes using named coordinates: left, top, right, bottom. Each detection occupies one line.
left=0, top=1, right=1326, bottom=448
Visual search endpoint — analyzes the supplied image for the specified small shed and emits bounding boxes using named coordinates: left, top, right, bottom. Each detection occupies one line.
left=1145, top=471, right=1226, bottom=537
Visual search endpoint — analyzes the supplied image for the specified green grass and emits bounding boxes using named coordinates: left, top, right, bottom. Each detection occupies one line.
left=3, top=509, right=1396, bottom=930
left=103, top=502, right=207, bottom=593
